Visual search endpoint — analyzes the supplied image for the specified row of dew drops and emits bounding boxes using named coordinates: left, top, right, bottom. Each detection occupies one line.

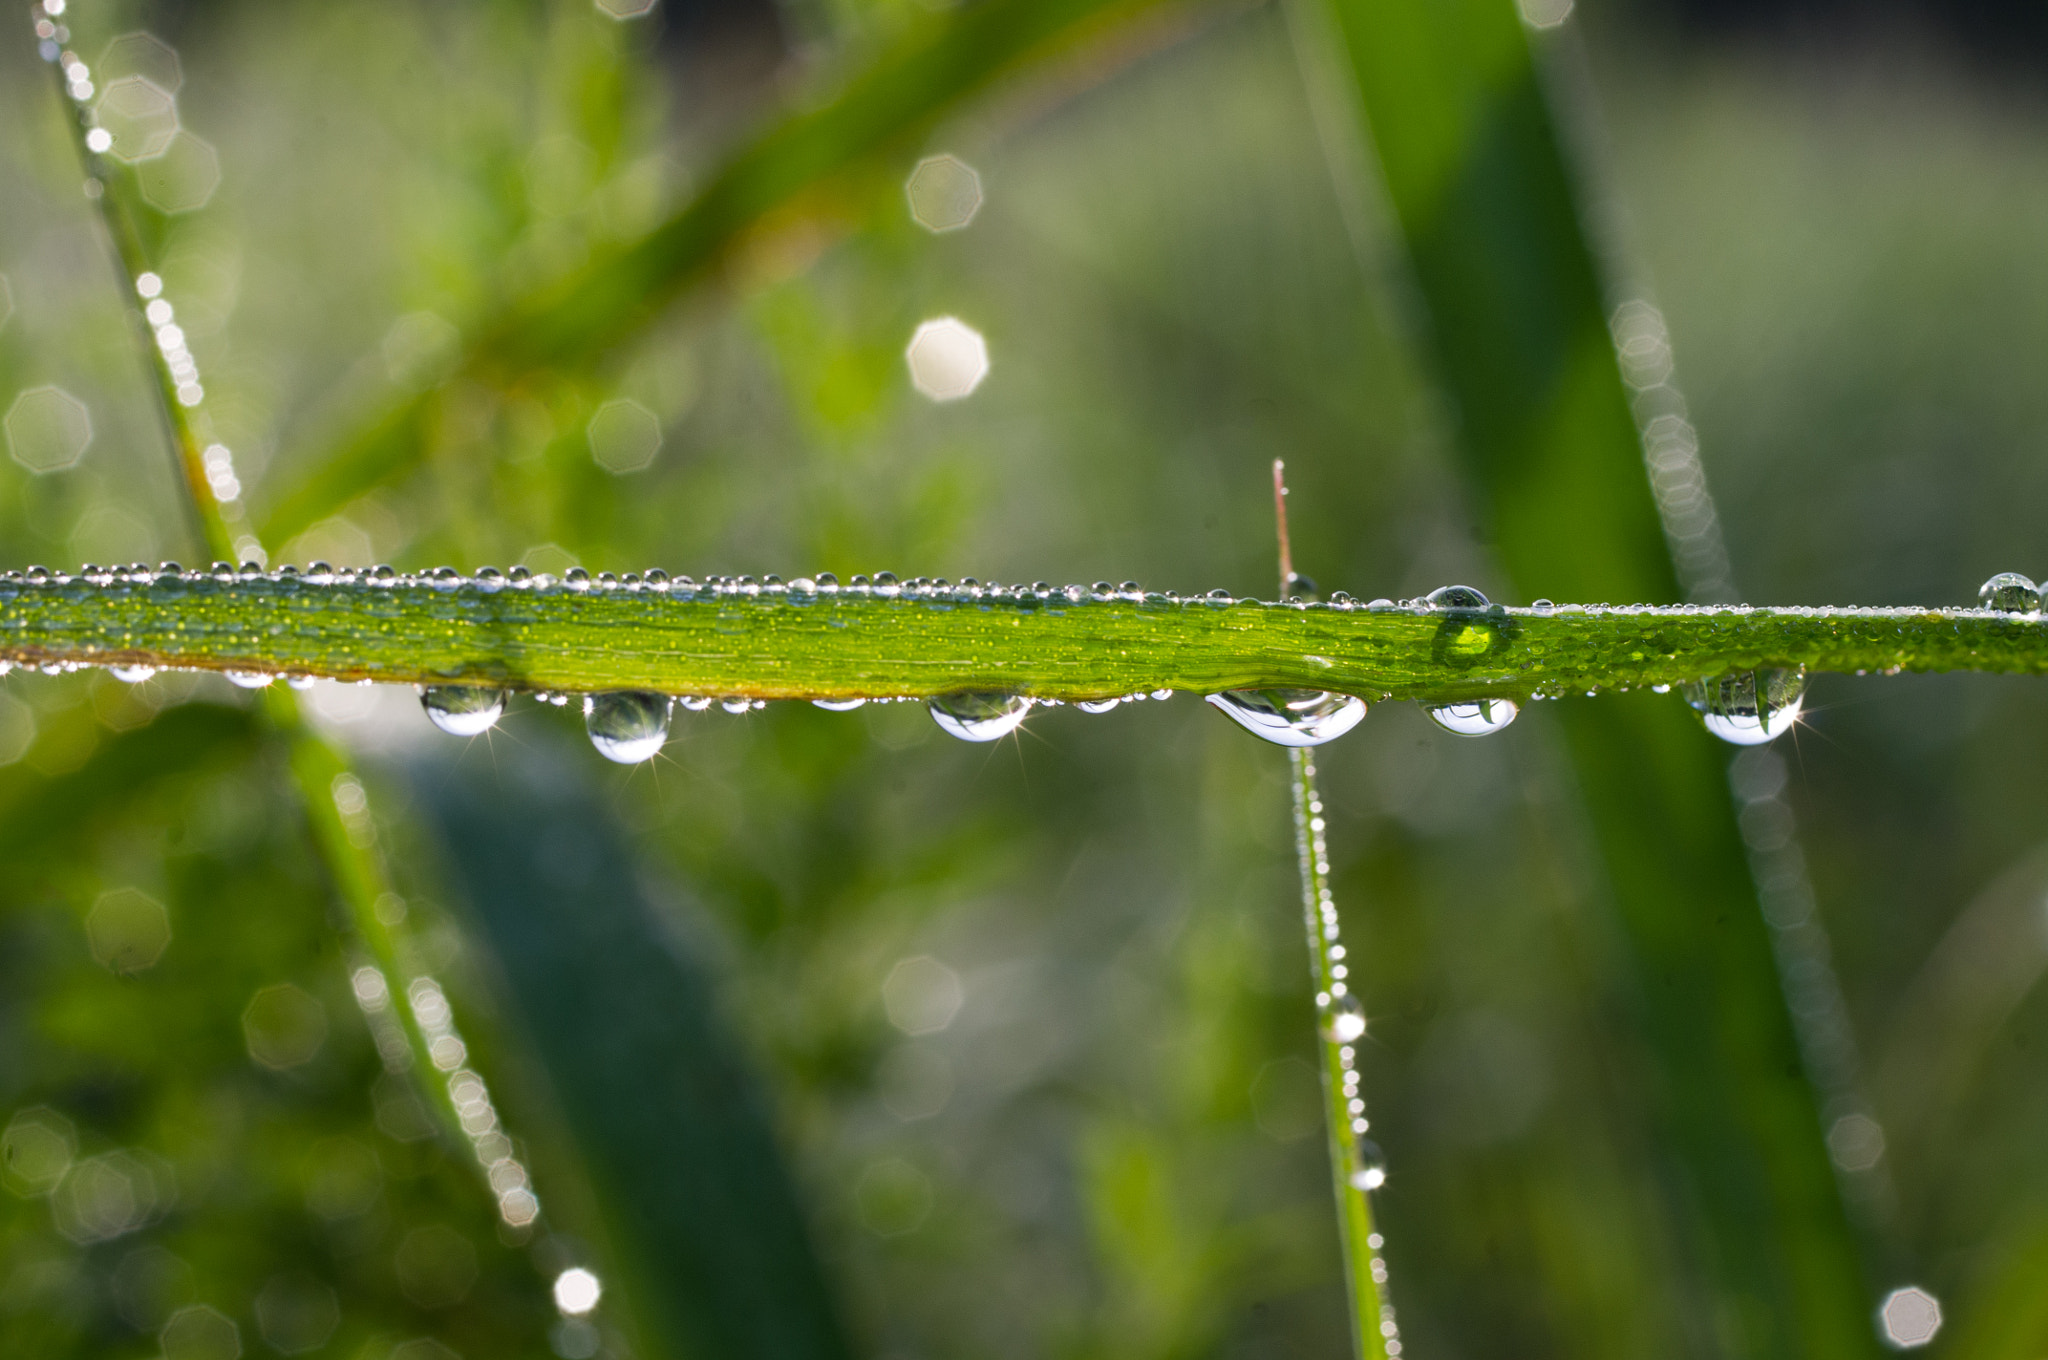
left=17, top=566, right=2047, bottom=763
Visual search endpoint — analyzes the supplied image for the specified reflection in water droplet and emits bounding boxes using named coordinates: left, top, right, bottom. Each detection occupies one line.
left=1428, top=697, right=1519, bottom=737
left=223, top=670, right=273, bottom=689
left=584, top=692, right=673, bottom=764
left=1075, top=698, right=1120, bottom=714
left=1682, top=667, right=1806, bottom=746
left=1425, top=584, right=1490, bottom=609
left=1979, top=572, right=2041, bottom=613
left=108, top=665, right=156, bottom=684
left=1205, top=689, right=1366, bottom=747
left=421, top=685, right=507, bottom=737
left=1349, top=1136, right=1388, bottom=1192
left=1319, top=991, right=1367, bottom=1044
left=813, top=697, right=867, bottom=711
left=929, top=693, right=1032, bottom=742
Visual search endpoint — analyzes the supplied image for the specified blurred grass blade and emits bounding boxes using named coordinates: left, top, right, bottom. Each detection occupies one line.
left=256, top=0, right=1194, bottom=548
left=1292, top=1, right=1874, bottom=1354
left=419, top=750, right=852, bottom=1360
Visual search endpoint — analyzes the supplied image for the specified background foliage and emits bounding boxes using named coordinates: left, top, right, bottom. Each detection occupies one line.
left=7, top=0, right=2048, bottom=1357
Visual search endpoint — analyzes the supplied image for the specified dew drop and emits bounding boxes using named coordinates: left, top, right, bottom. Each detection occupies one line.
left=223, top=670, right=274, bottom=688
left=929, top=692, right=1033, bottom=742
left=1349, top=1137, right=1388, bottom=1192
left=813, top=697, right=867, bottom=711
left=1425, top=584, right=1489, bottom=610
left=1076, top=698, right=1121, bottom=714
left=1529, top=598, right=1555, bottom=613
left=108, top=665, right=156, bottom=684
left=1320, top=991, right=1367, bottom=1044
left=1682, top=667, right=1806, bottom=746
left=422, top=685, right=507, bottom=737
left=1978, top=572, right=2041, bottom=614
left=1205, top=689, right=1366, bottom=747
left=1428, top=697, right=1519, bottom=737
left=584, top=692, right=673, bottom=764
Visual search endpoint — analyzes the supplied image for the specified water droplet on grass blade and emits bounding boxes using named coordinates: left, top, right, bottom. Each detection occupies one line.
left=1320, top=991, right=1367, bottom=1044
left=1075, top=698, right=1121, bottom=714
left=1682, top=667, right=1805, bottom=746
left=421, top=685, right=507, bottom=737
left=108, top=665, right=156, bottom=684
left=813, top=697, right=867, bottom=711
left=1349, top=1137, right=1388, bottom=1192
left=584, top=692, right=673, bottom=764
left=929, top=693, right=1032, bottom=742
left=1979, top=572, right=2040, bottom=613
left=1425, top=584, right=1489, bottom=609
left=1206, top=689, right=1366, bottom=747
left=224, top=670, right=273, bottom=688
left=1429, top=698, right=1519, bottom=737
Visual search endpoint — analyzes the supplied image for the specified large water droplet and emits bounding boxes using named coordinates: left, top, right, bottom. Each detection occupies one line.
left=584, top=692, right=673, bottom=764
left=812, top=697, right=867, bottom=711
left=929, top=692, right=1032, bottom=742
left=1683, top=667, right=1805, bottom=746
left=1205, top=689, right=1366, bottom=747
left=421, top=685, right=507, bottom=737
left=1320, top=991, right=1367, bottom=1044
left=1426, top=584, right=1489, bottom=609
left=1075, top=698, right=1121, bottom=714
left=223, top=670, right=274, bottom=689
left=1429, top=697, right=1518, bottom=737
left=1349, top=1137, right=1388, bottom=1192
left=108, top=665, right=156, bottom=684
left=1979, top=572, right=2041, bottom=613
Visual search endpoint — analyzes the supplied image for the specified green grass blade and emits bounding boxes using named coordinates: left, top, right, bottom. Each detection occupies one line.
left=421, top=754, right=854, bottom=1360
left=255, top=0, right=1193, bottom=549
left=1293, top=1, right=1876, bottom=1353
left=4, top=572, right=2047, bottom=703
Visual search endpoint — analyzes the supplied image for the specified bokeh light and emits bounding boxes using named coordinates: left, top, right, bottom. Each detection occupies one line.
left=161, top=1303, right=242, bottom=1360
left=906, top=154, right=983, bottom=232
left=86, top=886, right=172, bottom=973
left=883, top=955, right=964, bottom=1035
left=93, top=75, right=180, bottom=162
left=242, top=984, right=329, bottom=1069
left=587, top=398, right=663, bottom=474
left=905, top=318, right=988, bottom=401
left=5, top=385, right=93, bottom=472
left=137, top=131, right=222, bottom=213
left=98, top=31, right=182, bottom=93
left=1, top=1107, right=77, bottom=1197
left=1878, top=1286, right=1942, bottom=1349
left=552, top=1266, right=603, bottom=1315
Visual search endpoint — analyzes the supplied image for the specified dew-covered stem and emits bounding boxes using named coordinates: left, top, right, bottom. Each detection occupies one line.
left=5, top=572, right=2048, bottom=702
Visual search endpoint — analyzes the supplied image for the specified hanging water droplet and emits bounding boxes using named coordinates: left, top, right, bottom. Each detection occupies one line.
left=929, top=692, right=1032, bottom=741
left=1349, top=1136, right=1388, bottom=1192
left=813, top=697, right=867, bottom=711
left=421, top=685, right=507, bottom=737
left=1205, top=689, right=1366, bottom=747
left=1682, top=667, right=1805, bottom=746
left=584, top=692, right=673, bottom=764
left=1425, top=584, right=1489, bottom=609
left=1320, top=991, right=1367, bottom=1044
left=1978, top=572, right=2041, bottom=613
left=1428, top=697, right=1519, bottom=737
left=223, top=670, right=273, bottom=688
left=1076, top=698, right=1121, bottom=714
left=108, top=665, right=156, bottom=684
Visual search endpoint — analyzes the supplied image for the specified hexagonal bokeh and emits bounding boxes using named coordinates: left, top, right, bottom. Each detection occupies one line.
left=99, top=30, right=183, bottom=93
left=882, top=955, right=963, bottom=1035
left=904, top=318, right=989, bottom=402
left=87, top=887, right=172, bottom=973
left=552, top=1266, right=602, bottom=1316
left=1, top=1107, right=77, bottom=1197
left=6, top=386, right=93, bottom=472
left=593, top=0, right=658, bottom=18
left=94, top=76, right=180, bottom=163
left=161, top=1303, right=242, bottom=1360
left=905, top=154, right=983, bottom=233
left=394, top=1223, right=479, bottom=1308
left=586, top=398, right=663, bottom=474
left=255, top=1272, right=340, bottom=1354
left=53, top=1150, right=163, bottom=1243
left=1517, top=0, right=1574, bottom=27
left=1878, top=1286, right=1942, bottom=1349
left=137, top=131, right=222, bottom=214
left=111, top=1245, right=195, bottom=1332
left=242, top=984, right=328, bottom=1069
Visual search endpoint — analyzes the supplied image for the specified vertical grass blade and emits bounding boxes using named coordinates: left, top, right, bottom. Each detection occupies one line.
left=1290, top=2, right=1874, bottom=1354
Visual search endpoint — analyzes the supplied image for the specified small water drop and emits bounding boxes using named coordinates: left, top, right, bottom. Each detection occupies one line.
left=223, top=670, right=273, bottom=688
left=584, top=692, right=673, bottom=763
left=1349, top=1137, right=1388, bottom=1192
left=1428, top=697, right=1519, bottom=737
left=813, top=697, right=867, bottom=711
left=1286, top=572, right=1320, bottom=601
left=1978, top=572, right=2041, bottom=613
left=1205, top=689, right=1366, bottom=747
left=1425, top=584, right=1489, bottom=609
left=1682, top=667, right=1806, bottom=746
left=929, top=692, right=1032, bottom=742
left=719, top=697, right=753, bottom=714
left=1529, top=598, right=1555, bottom=613
left=1075, top=698, right=1121, bottom=714
left=422, top=685, right=507, bottom=737
left=108, top=665, right=156, bottom=684
left=1320, top=991, right=1367, bottom=1044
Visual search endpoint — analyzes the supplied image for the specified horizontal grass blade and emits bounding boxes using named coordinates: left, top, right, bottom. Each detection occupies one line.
left=256, top=0, right=1195, bottom=549
left=2, top=572, right=2045, bottom=703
